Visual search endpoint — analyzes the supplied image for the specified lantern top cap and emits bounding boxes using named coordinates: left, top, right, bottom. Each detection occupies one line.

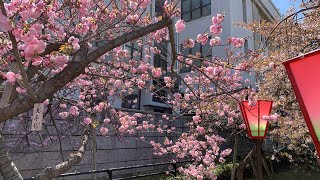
left=282, top=49, right=320, bottom=65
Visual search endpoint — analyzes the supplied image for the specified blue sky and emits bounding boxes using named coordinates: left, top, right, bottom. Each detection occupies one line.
left=272, top=0, right=299, bottom=14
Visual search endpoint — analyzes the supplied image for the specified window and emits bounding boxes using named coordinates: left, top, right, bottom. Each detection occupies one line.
left=180, top=42, right=212, bottom=73
left=154, top=106, right=172, bottom=114
left=152, top=79, right=167, bottom=103
left=152, top=79, right=179, bottom=103
left=153, top=42, right=168, bottom=70
left=124, top=42, right=141, bottom=61
left=122, top=93, right=140, bottom=109
left=181, top=0, right=211, bottom=22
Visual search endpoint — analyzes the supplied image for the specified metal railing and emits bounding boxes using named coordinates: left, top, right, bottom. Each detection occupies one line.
left=25, top=161, right=191, bottom=180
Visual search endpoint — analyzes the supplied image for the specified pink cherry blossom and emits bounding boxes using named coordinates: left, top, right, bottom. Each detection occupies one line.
left=58, top=112, right=69, bottom=119
left=196, top=126, right=205, bottom=134
left=239, top=124, right=246, bottom=129
left=183, top=39, right=195, bottom=48
left=83, top=117, right=92, bottom=125
left=210, top=25, right=222, bottom=35
left=100, top=127, right=109, bottom=135
left=68, top=36, right=80, bottom=51
left=5, top=72, right=16, bottom=83
left=212, top=14, right=224, bottom=25
left=0, top=13, right=11, bottom=32
left=196, top=34, right=208, bottom=45
left=205, top=66, right=215, bottom=75
left=16, top=87, right=27, bottom=94
left=69, top=106, right=79, bottom=116
left=152, top=68, right=162, bottom=78
left=229, top=37, right=245, bottom=48
left=209, top=37, right=221, bottom=46
left=137, top=80, right=145, bottom=89
left=175, top=19, right=186, bottom=33
left=23, top=39, right=46, bottom=60
left=220, top=148, right=232, bottom=157
left=51, top=55, right=69, bottom=67
left=129, top=1, right=138, bottom=10
left=60, top=104, right=67, bottom=108
left=104, top=118, right=111, bottom=124
left=114, top=80, right=122, bottom=88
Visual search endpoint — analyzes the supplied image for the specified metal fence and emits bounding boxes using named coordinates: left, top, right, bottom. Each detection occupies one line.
left=24, top=161, right=191, bottom=180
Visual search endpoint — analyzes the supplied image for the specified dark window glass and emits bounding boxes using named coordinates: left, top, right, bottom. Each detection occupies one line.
left=152, top=79, right=167, bottom=103
left=192, top=1, right=201, bottom=9
left=125, top=42, right=140, bottom=61
left=153, top=42, right=168, bottom=70
left=191, top=43, right=201, bottom=55
left=202, top=0, right=211, bottom=5
left=182, top=13, right=191, bottom=22
left=180, top=38, right=212, bottom=72
left=202, top=43, right=212, bottom=57
left=181, top=0, right=211, bottom=22
left=154, top=54, right=167, bottom=70
left=192, top=8, right=201, bottom=19
left=122, top=94, right=139, bottom=109
left=202, top=5, right=211, bottom=17
left=181, top=0, right=191, bottom=13
left=180, top=47, right=191, bottom=73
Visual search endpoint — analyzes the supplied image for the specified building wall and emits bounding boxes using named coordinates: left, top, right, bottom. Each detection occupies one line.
left=110, top=0, right=280, bottom=112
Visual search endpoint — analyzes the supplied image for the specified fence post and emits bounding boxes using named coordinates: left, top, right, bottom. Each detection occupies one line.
left=107, top=170, right=113, bottom=180
left=172, top=163, right=177, bottom=177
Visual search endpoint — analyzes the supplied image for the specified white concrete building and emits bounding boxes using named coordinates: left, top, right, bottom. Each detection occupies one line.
left=115, top=0, right=280, bottom=113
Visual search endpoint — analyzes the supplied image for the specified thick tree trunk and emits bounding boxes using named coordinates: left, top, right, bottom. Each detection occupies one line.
left=236, top=149, right=255, bottom=180
left=0, top=134, right=23, bottom=180
left=34, top=129, right=90, bottom=180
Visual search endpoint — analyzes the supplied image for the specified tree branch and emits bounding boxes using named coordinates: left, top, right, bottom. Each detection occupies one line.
left=34, top=129, right=90, bottom=180
left=0, top=18, right=172, bottom=122
left=0, top=0, right=37, bottom=101
left=168, top=23, right=177, bottom=73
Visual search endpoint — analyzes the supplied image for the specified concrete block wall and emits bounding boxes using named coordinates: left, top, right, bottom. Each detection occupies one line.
left=4, top=110, right=190, bottom=180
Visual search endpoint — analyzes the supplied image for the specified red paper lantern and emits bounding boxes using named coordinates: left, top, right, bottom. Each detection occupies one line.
left=239, top=100, right=273, bottom=139
left=283, top=49, right=320, bottom=156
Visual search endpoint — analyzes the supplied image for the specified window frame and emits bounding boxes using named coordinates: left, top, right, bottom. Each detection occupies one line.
left=181, top=0, right=211, bottom=22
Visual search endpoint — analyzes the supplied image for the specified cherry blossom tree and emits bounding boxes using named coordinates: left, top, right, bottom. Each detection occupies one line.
left=0, top=0, right=263, bottom=179
left=243, top=0, right=320, bottom=165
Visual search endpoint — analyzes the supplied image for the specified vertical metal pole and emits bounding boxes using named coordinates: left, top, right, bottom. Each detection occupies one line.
left=107, top=170, right=113, bottom=180
left=255, top=139, right=263, bottom=180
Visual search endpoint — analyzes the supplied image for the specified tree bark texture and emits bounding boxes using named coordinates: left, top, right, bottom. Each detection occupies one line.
left=0, top=134, right=23, bottom=180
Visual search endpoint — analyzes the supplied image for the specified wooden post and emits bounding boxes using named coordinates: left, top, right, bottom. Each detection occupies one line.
left=255, top=139, right=263, bottom=180
left=231, top=133, right=238, bottom=180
